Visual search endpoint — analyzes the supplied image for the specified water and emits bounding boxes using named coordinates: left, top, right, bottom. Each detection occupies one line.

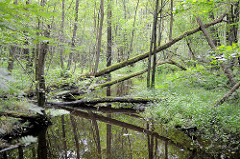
left=1, top=81, right=239, bottom=158
left=1, top=104, right=201, bottom=159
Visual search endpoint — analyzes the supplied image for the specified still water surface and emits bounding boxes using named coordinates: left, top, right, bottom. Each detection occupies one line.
left=1, top=105, right=200, bottom=159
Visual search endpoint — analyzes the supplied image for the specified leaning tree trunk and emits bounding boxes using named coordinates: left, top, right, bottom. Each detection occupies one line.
left=81, top=14, right=226, bottom=78
left=197, top=17, right=236, bottom=86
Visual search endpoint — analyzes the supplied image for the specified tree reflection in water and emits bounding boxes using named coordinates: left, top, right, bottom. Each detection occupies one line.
left=1, top=106, right=198, bottom=159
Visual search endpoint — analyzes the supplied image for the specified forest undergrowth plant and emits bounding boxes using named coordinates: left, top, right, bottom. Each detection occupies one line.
left=134, top=66, right=240, bottom=144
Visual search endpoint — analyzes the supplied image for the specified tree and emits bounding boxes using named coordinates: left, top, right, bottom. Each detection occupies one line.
left=93, top=0, right=105, bottom=75
left=67, top=0, right=80, bottom=70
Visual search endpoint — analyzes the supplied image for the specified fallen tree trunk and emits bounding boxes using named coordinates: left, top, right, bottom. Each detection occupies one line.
left=214, top=81, right=240, bottom=107
left=48, top=104, right=143, bottom=113
left=197, top=17, right=236, bottom=87
left=96, top=59, right=186, bottom=88
left=82, top=14, right=225, bottom=78
left=0, top=111, right=46, bottom=122
left=196, top=17, right=239, bottom=107
left=46, top=97, right=161, bottom=107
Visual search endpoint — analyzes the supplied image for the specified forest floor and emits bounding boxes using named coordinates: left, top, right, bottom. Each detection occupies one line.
left=0, top=65, right=240, bottom=157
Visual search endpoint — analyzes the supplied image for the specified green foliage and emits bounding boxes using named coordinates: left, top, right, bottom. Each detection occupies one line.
left=133, top=65, right=240, bottom=143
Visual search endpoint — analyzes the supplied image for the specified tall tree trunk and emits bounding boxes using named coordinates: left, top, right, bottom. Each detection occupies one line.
left=94, top=0, right=104, bottom=75
left=169, top=0, right=173, bottom=40
left=7, top=0, right=18, bottom=73
left=35, top=0, right=50, bottom=108
left=226, top=2, right=239, bottom=69
left=107, top=0, right=112, bottom=69
left=67, top=0, right=80, bottom=70
left=7, top=45, right=16, bottom=73
left=128, top=0, right=140, bottom=61
left=60, top=0, right=65, bottom=70
left=209, top=12, right=221, bottom=46
left=147, top=0, right=159, bottom=88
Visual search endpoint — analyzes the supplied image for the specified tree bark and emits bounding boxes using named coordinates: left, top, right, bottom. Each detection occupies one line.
left=214, top=81, right=240, bottom=107
left=36, top=26, right=50, bottom=108
left=169, top=0, right=173, bottom=41
left=94, top=0, right=104, bottom=75
left=151, top=0, right=160, bottom=89
left=197, top=17, right=236, bottom=86
left=47, top=97, right=161, bottom=107
left=7, top=45, right=16, bottom=73
left=96, top=60, right=186, bottom=88
left=82, top=14, right=226, bottom=78
left=60, top=0, right=65, bottom=70
left=128, top=0, right=140, bottom=60
left=67, top=0, right=79, bottom=70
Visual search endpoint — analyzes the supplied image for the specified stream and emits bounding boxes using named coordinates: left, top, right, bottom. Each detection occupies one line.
left=0, top=81, right=239, bottom=158
left=1, top=106, right=198, bottom=159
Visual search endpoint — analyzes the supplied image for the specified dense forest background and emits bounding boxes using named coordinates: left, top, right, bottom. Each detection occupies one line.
left=1, top=0, right=240, bottom=157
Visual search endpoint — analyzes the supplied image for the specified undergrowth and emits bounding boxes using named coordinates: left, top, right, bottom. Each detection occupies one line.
left=133, top=65, right=240, bottom=143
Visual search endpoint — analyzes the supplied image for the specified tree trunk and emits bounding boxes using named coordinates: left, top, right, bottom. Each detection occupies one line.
left=197, top=17, right=236, bottom=86
left=36, top=27, right=50, bottom=108
left=82, top=14, right=225, bottom=78
left=60, top=0, right=65, bottom=70
left=169, top=0, right=173, bottom=41
left=47, top=97, right=161, bottom=106
left=67, top=0, right=79, bottom=70
left=107, top=0, right=112, bottom=69
left=128, top=0, right=140, bottom=60
left=7, top=45, right=16, bottom=73
left=96, top=60, right=186, bottom=88
left=94, top=0, right=104, bottom=75
left=151, top=0, right=160, bottom=89
left=215, top=81, right=240, bottom=107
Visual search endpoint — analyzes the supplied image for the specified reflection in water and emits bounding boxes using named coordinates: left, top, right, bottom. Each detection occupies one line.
left=0, top=106, right=197, bottom=159
left=37, top=128, right=47, bottom=159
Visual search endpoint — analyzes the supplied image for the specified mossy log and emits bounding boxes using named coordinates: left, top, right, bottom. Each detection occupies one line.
left=0, top=111, right=50, bottom=141
left=46, top=97, right=161, bottom=107
left=0, top=111, right=44, bottom=122
left=96, top=59, right=186, bottom=88
left=82, top=14, right=225, bottom=78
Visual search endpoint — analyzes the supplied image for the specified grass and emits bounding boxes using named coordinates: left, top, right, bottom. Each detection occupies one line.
left=132, top=65, right=240, bottom=143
